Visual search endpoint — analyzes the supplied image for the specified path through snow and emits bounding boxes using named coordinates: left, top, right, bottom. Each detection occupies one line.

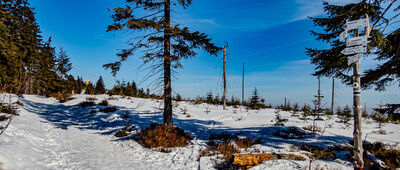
left=0, top=95, right=200, bottom=170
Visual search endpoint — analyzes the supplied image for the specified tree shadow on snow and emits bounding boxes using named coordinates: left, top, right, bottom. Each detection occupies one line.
left=21, top=98, right=353, bottom=151
left=21, top=98, right=222, bottom=141
left=215, top=126, right=353, bottom=150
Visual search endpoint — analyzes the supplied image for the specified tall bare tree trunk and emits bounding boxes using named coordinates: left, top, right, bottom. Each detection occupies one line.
left=242, top=62, right=244, bottom=105
left=331, top=78, right=335, bottom=113
left=317, top=76, right=321, bottom=119
left=163, top=0, right=173, bottom=126
left=222, top=43, right=227, bottom=110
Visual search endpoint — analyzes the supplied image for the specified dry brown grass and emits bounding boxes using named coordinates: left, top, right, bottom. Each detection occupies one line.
left=85, top=97, right=97, bottom=101
left=77, top=101, right=95, bottom=108
left=137, top=124, right=191, bottom=150
left=364, top=142, right=400, bottom=169
left=107, top=97, right=118, bottom=100
left=199, top=141, right=240, bottom=163
left=97, top=100, right=109, bottom=106
left=47, top=92, right=74, bottom=103
left=0, top=115, right=10, bottom=121
left=300, top=144, right=337, bottom=160
left=115, top=126, right=134, bottom=137
left=0, top=103, right=18, bottom=115
left=235, top=137, right=254, bottom=150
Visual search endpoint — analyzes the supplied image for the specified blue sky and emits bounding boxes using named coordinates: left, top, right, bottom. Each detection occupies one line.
left=29, top=0, right=399, bottom=111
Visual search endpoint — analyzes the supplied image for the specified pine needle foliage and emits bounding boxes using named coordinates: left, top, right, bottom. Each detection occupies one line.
left=1, top=0, right=79, bottom=95
left=104, top=0, right=221, bottom=126
left=307, top=1, right=400, bottom=91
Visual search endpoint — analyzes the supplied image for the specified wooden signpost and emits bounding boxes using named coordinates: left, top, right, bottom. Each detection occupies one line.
left=339, top=15, right=371, bottom=169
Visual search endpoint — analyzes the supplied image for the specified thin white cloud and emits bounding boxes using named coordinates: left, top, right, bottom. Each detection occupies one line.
left=290, top=0, right=359, bottom=22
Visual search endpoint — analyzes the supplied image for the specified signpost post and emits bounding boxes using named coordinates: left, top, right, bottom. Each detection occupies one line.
left=339, top=15, right=371, bottom=169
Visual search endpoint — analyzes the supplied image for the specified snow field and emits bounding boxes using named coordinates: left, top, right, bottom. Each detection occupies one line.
left=0, top=94, right=399, bottom=169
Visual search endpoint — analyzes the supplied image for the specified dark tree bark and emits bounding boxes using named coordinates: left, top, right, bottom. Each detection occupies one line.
left=163, top=0, right=173, bottom=126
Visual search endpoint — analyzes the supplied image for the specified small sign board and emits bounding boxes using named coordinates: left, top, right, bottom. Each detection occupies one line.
left=346, top=35, right=370, bottom=47
left=340, top=31, right=348, bottom=41
left=348, top=53, right=361, bottom=65
left=344, top=18, right=369, bottom=30
left=341, top=45, right=367, bottom=55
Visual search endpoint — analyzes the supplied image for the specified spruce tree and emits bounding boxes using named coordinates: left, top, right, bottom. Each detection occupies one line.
left=300, top=104, right=312, bottom=122
left=1, top=0, right=68, bottom=94
left=307, top=1, right=400, bottom=90
left=0, top=20, right=19, bottom=91
left=39, top=38, right=58, bottom=94
left=95, top=76, right=106, bottom=94
left=249, top=87, right=260, bottom=110
left=339, top=105, right=353, bottom=126
left=206, top=91, right=213, bottom=104
left=104, top=0, right=220, bottom=126
left=131, top=81, right=137, bottom=97
left=56, top=48, right=72, bottom=79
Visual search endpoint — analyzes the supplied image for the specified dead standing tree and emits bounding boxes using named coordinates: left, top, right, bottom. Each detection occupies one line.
left=222, top=43, right=228, bottom=110
left=105, top=0, right=220, bottom=126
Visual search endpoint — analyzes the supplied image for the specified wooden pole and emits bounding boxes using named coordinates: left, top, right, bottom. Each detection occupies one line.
left=223, top=43, right=228, bottom=110
left=331, top=78, right=335, bottom=113
left=242, top=62, right=244, bottom=105
left=284, top=97, right=287, bottom=108
left=317, top=76, right=322, bottom=119
left=352, top=14, right=370, bottom=169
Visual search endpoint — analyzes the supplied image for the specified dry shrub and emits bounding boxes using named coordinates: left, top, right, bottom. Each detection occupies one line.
left=138, top=123, right=191, bottom=149
left=301, top=144, right=336, bottom=160
left=77, top=101, right=95, bottom=108
left=289, top=145, right=300, bottom=152
left=364, top=142, right=400, bottom=169
left=60, top=97, right=75, bottom=103
left=115, top=126, right=134, bottom=137
left=279, top=153, right=306, bottom=161
left=235, top=137, right=254, bottom=149
left=199, top=141, right=240, bottom=163
left=108, top=97, right=118, bottom=100
left=0, top=103, right=18, bottom=115
left=47, top=92, right=63, bottom=100
left=14, top=100, right=23, bottom=106
left=97, top=100, right=109, bottom=106
left=48, top=92, right=74, bottom=103
left=374, top=149, right=400, bottom=168
left=99, top=106, right=118, bottom=113
left=313, top=150, right=336, bottom=160
left=0, top=115, right=10, bottom=121
left=86, top=97, right=97, bottom=101
left=217, top=142, right=240, bottom=161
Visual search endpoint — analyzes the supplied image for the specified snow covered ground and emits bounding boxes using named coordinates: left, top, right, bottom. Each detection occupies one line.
left=0, top=94, right=399, bottom=169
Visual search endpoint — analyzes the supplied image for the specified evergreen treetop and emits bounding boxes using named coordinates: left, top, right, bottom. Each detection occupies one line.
left=307, top=1, right=400, bottom=91
left=95, top=76, right=106, bottom=94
